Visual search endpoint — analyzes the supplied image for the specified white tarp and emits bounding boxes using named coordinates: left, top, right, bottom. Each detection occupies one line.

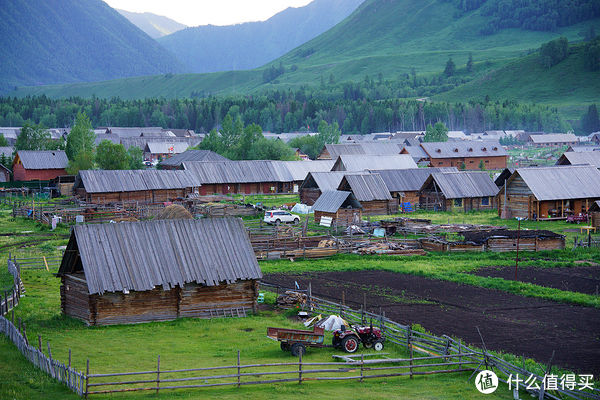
left=291, top=203, right=312, bottom=214
left=316, top=315, right=347, bottom=331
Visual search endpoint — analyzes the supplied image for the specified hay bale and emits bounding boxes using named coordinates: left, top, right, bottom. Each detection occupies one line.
left=156, top=204, right=193, bottom=220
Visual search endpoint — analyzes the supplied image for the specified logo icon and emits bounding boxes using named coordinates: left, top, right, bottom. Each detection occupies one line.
left=475, top=370, right=498, bottom=394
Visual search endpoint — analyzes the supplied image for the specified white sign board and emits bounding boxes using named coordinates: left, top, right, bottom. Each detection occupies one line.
left=320, top=216, right=333, bottom=227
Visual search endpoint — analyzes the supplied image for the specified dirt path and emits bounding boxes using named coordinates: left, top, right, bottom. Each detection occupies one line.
left=264, top=271, right=600, bottom=375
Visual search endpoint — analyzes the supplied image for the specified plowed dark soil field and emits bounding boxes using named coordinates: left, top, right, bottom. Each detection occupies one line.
left=264, top=271, right=600, bottom=375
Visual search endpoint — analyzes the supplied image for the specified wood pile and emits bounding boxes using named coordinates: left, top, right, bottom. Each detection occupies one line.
left=276, top=291, right=307, bottom=308
left=353, top=241, right=425, bottom=255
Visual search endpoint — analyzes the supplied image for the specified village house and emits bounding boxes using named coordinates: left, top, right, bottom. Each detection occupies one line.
left=159, top=150, right=229, bottom=170
left=57, top=218, right=262, bottom=326
left=420, top=141, right=508, bottom=170
left=528, top=133, right=578, bottom=147
left=337, top=173, right=397, bottom=215
left=143, top=142, right=190, bottom=163
left=317, top=142, right=404, bottom=160
left=556, top=151, right=600, bottom=169
left=589, top=201, right=600, bottom=229
left=299, top=171, right=348, bottom=205
left=370, top=167, right=458, bottom=210
left=497, top=165, right=600, bottom=220
left=73, top=169, right=197, bottom=204
left=331, top=154, right=417, bottom=171
left=313, top=190, right=362, bottom=226
left=419, top=171, right=499, bottom=212
left=12, top=150, right=68, bottom=181
left=399, top=145, right=429, bottom=164
left=0, top=164, right=10, bottom=182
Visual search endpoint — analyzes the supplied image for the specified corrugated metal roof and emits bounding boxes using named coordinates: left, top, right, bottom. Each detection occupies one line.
left=421, top=141, right=507, bottom=158
left=0, top=146, right=13, bottom=158
left=340, top=173, right=392, bottom=201
left=313, top=190, right=361, bottom=213
left=332, top=155, right=418, bottom=171
left=160, top=150, right=229, bottom=167
left=121, top=137, right=202, bottom=150
left=424, top=171, right=499, bottom=199
left=58, top=218, right=262, bottom=295
left=566, top=146, right=600, bottom=153
left=76, top=170, right=197, bottom=193
left=515, top=165, right=600, bottom=201
left=401, top=146, right=428, bottom=160
left=529, top=133, right=578, bottom=143
left=326, top=143, right=404, bottom=159
left=370, top=167, right=457, bottom=192
left=557, top=152, right=600, bottom=168
left=16, top=150, right=68, bottom=170
left=183, top=161, right=286, bottom=184
left=301, top=171, right=348, bottom=191
left=145, top=142, right=190, bottom=154
left=278, top=160, right=335, bottom=181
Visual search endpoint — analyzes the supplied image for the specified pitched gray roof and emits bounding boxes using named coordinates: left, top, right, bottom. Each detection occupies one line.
left=401, top=146, right=428, bottom=160
left=0, top=146, right=13, bottom=158
left=301, top=171, right=349, bottom=191
left=313, top=191, right=361, bottom=213
left=370, top=167, right=458, bottom=192
left=76, top=170, right=197, bottom=193
left=529, top=133, right=578, bottom=144
left=325, top=143, right=404, bottom=159
left=16, top=150, right=68, bottom=169
left=160, top=150, right=229, bottom=167
left=557, top=151, right=600, bottom=168
left=515, top=165, right=600, bottom=201
left=566, top=146, right=600, bottom=153
left=423, top=171, right=499, bottom=199
left=340, top=173, right=392, bottom=201
left=420, top=141, right=507, bottom=158
left=332, top=154, right=418, bottom=171
left=58, top=218, right=262, bottom=295
left=120, top=137, right=202, bottom=150
left=279, top=160, right=335, bottom=181
left=145, top=142, right=190, bottom=154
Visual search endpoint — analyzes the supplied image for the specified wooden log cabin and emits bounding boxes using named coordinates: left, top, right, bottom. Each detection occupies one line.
left=12, top=150, right=68, bottom=181
left=419, top=171, right=499, bottom=212
left=313, top=190, right=362, bottom=226
left=497, top=166, right=600, bottom=220
left=330, top=154, right=417, bottom=171
left=159, top=150, right=229, bottom=170
left=74, top=170, right=197, bottom=204
left=338, top=173, right=397, bottom=215
left=299, top=171, right=351, bottom=206
left=420, top=141, right=507, bottom=170
left=57, top=218, right=262, bottom=326
left=370, top=168, right=457, bottom=211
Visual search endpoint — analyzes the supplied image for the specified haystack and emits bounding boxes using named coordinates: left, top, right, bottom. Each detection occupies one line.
left=156, top=204, right=193, bottom=220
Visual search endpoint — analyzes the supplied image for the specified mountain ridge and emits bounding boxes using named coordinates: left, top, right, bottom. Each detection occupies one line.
left=117, top=9, right=187, bottom=39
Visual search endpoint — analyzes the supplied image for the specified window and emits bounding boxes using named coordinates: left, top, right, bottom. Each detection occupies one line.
left=454, top=198, right=462, bottom=207
left=482, top=197, right=490, bottom=206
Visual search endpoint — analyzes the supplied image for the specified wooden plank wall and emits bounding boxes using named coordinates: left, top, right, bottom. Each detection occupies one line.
left=61, top=274, right=90, bottom=321
left=299, top=188, right=321, bottom=206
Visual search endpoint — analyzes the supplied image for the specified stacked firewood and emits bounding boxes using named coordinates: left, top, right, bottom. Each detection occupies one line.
left=276, top=291, right=307, bottom=308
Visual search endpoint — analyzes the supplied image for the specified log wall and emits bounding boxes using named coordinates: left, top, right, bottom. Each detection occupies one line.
left=592, top=212, right=600, bottom=228
left=299, top=188, right=321, bottom=206
left=179, top=280, right=257, bottom=318
left=428, top=156, right=507, bottom=170
left=61, top=274, right=90, bottom=322
left=361, top=199, right=398, bottom=215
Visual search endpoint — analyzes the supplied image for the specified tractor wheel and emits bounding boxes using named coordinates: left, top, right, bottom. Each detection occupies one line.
left=280, top=342, right=290, bottom=351
left=341, top=336, right=360, bottom=353
left=373, top=341, right=384, bottom=351
left=291, top=343, right=306, bottom=357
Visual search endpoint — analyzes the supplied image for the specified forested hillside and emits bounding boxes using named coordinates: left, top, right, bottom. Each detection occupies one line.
left=117, top=9, right=187, bottom=39
left=0, top=0, right=183, bottom=92
left=158, top=0, right=364, bottom=73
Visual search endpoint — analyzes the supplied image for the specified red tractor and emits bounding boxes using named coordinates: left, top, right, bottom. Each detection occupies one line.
left=332, top=323, right=385, bottom=353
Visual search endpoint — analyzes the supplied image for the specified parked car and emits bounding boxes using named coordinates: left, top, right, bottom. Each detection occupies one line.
left=264, top=210, right=300, bottom=225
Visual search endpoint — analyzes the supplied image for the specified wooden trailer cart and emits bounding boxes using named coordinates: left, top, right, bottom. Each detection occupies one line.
left=267, top=326, right=326, bottom=356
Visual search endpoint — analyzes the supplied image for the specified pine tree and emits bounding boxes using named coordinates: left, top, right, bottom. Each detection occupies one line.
left=466, top=53, right=473, bottom=72
left=581, top=104, right=600, bottom=134
left=444, top=58, right=456, bottom=77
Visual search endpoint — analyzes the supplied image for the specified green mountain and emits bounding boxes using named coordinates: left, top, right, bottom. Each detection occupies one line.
left=117, top=9, right=187, bottom=39
left=158, top=0, right=364, bottom=73
left=9, top=0, right=600, bottom=106
left=0, top=0, right=184, bottom=92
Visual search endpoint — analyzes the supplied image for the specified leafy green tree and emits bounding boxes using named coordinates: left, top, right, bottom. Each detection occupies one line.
left=580, top=104, right=600, bottom=134
left=96, top=140, right=129, bottom=170
left=444, top=58, right=456, bottom=77
left=423, top=122, right=449, bottom=142
left=0, top=134, right=8, bottom=147
left=15, top=123, right=51, bottom=151
left=66, top=151, right=94, bottom=175
left=127, top=147, right=145, bottom=169
left=66, top=112, right=95, bottom=160
left=0, top=153, right=11, bottom=169
left=540, top=37, right=569, bottom=68
left=247, top=137, right=296, bottom=160
left=479, top=160, right=486, bottom=170
left=466, top=53, right=473, bottom=72
left=584, top=37, right=600, bottom=71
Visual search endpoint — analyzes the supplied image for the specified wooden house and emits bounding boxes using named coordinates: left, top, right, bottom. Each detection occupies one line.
left=370, top=168, right=457, bottom=209
left=159, top=150, right=229, bottom=170
left=497, top=165, right=600, bottom=220
left=144, top=142, right=190, bottom=163
left=317, top=143, right=404, bottom=160
left=589, top=201, right=600, bottom=229
left=419, top=171, right=499, bottom=212
left=74, top=170, right=197, bottom=204
left=528, top=133, right=578, bottom=147
left=331, top=154, right=417, bottom=172
left=0, top=164, right=10, bottom=182
left=556, top=151, right=600, bottom=169
left=57, top=218, right=262, bottom=326
left=400, top=146, right=429, bottom=164
left=337, top=173, right=397, bottom=215
left=12, top=150, right=68, bottom=181
left=299, top=171, right=348, bottom=205
left=420, top=141, right=507, bottom=170
left=313, top=190, right=362, bottom=226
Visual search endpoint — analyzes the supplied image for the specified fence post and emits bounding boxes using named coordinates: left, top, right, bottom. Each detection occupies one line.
left=458, top=340, right=462, bottom=370
left=298, top=350, right=303, bottom=384
left=156, top=355, right=160, bottom=394
left=85, top=359, right=89, bottom=399
left=47, top=342, right=55, bottom=378
left=408, top=327, right=413, bottom=379
left=38, top=335, right=42, bottom=351
left=237, top=350, right=241, bottom=388
left=360, top=353, right=364, bottom=383
left=68, top=349, right=71, bottom=388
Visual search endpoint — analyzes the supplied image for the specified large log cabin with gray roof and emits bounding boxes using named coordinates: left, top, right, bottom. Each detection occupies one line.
left=57, top=218, right=262, bottom=325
